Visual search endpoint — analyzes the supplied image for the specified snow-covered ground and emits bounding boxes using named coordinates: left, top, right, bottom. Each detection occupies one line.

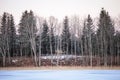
left=0, top=70, right=120, bottom=80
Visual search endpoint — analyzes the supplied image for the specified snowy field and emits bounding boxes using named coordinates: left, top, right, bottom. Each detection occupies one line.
left=0, top=70, right=120, bottom=80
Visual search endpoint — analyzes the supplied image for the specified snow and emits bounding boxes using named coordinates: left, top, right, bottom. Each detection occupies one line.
left=12, top=59, right=18, bottom=63
left=41, top=55, right=82, bottom=59
left=0, top=70, right=120, bottom=80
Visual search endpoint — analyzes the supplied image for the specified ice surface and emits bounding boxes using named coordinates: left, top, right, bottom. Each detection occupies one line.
left=0, top=70, right=120, bottom=80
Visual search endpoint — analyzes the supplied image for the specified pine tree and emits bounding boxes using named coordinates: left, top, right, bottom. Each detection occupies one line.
left=82, top=15, right=94, bottom=66
left=18, top=10, right=29, bottom=56
left=97, top=8, right=115, bottom=66
left=0, top=12, right=16, bottom=66
left=8, top=15, right=16, bottom=57
left=0, top=12, right=8, bottom=66
left=41, top=20, right=50, bottom=55
left=50, top=27, right=55, bottom=54
left=61, top=16, right=71, bottom=55
left=114, top=31, right=120, bottom=65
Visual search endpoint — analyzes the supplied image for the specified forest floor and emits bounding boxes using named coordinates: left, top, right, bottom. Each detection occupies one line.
left=0, top=66, right=120, bottom=70
left=0, top=57, right=120, bottom=70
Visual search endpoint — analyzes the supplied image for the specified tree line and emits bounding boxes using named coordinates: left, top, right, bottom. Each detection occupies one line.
left=0, top=8, right=120, bottom=67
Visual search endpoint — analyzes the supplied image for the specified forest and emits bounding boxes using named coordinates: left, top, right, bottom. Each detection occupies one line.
left=0, top=8, right=120, bottom=67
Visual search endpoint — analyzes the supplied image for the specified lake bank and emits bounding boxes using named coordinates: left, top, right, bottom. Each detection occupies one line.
left=0, top=66, right=120, bottom=70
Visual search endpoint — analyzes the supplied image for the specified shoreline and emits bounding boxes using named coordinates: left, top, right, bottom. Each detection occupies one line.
left=0, top=66, right=120, bottom=70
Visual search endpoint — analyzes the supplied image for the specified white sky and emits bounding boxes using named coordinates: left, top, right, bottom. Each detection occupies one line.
left=0, top=0, right=120, bottom=24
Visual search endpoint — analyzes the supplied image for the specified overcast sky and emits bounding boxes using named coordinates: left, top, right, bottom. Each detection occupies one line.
left=0, top=0, right=120, bottom=24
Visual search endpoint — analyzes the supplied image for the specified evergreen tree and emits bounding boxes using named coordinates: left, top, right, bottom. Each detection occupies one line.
left=0, top=13, right=7, bottom=52
left=82, top=15, right=94, bottom=66
left=97, top=8, right=115, bottom=66
left=61, top=16, right=71, bottom=54
left=18, top=10, right=29, bottom=56
left=114, top=31, right=120, bottom=65
left=8, top=15, right=16, bottom=57
left=41, top=20, right=50, bottom=55
left=0, top=12, right=8, bottom=66
left=82, top=15, right=94, bottom=54
left=0, top=12, right=16, bottom=65
left=50, top=27, right=55, bottom=54
left=0, top=13, right=16, bottom=57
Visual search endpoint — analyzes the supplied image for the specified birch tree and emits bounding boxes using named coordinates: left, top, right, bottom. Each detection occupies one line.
left=36, top=16, right=44, bottom=66
left=48, top=16, right=57, bottom=65
left=70, top=15, right=81, bottom=64
left=18, top=10, right=37, bottom=66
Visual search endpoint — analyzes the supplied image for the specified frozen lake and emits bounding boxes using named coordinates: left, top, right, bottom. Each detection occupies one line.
left=0, top=70, right=120, bottom=80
